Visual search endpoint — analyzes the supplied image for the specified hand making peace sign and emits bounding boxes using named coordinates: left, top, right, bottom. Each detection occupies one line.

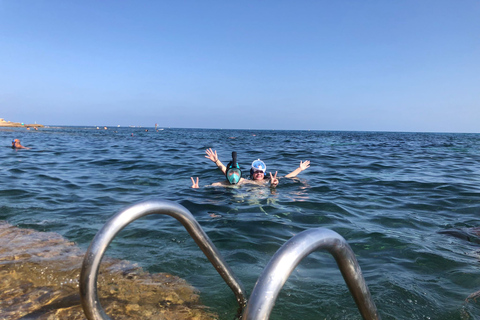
left=269, top=171, right=279, bottom=187
left=191, top=177, right=199, bottom=188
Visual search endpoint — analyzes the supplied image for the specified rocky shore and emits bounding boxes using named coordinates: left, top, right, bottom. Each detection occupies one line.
left=0, top=222, right=216, bottom=319
left=0, top=117, right=44, bottom=128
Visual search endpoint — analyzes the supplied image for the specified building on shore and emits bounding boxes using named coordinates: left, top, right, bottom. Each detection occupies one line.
left=0, top=118, right=44, bottom=128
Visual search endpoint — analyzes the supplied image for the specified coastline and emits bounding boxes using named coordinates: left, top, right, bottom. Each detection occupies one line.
left=0, top=117, right=44, bottom=128
left=0, top=221, right=216, bottom=319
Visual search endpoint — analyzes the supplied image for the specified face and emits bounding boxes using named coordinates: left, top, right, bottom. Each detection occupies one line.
left=227, top=169, right=241, bottom=184
left=252, top=170, right=265, bottom=180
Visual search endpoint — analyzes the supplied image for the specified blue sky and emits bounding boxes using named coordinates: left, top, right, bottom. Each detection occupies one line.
left=1, top=1, right=479, bottom=132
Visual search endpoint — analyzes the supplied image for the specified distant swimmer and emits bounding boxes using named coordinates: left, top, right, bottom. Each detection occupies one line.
left=191, top=148, right=310, bottom=188
left=11, top=139, right=30, bottom=150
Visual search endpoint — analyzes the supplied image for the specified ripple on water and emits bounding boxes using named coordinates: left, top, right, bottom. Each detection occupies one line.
left=1, top=189, right=34, bottom=198
left=8, top=168, right=26, bottom=174
left=36, top=173, right=63, bottom=182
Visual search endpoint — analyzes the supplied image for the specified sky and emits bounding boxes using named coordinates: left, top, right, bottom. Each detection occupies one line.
left=0, top=1, right=479, bottom=132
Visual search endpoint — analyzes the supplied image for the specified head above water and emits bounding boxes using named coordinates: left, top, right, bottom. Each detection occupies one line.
left=225, top=152, right=242, bottom=184
left=250, top=159, right=266, bottom=180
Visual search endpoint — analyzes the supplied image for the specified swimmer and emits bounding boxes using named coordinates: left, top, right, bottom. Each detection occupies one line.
left=11, top=139, right=30, bottom=150
left=191, top=149, right=310, bottom=188
left=192, top=151, right=249, bottom=188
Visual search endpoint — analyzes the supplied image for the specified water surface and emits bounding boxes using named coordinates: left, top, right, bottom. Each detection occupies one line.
left=1, top=127, right=480, bottom=319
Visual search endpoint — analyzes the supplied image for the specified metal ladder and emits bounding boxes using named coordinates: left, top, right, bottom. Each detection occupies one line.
left=80, top=200, right=380, bottom=320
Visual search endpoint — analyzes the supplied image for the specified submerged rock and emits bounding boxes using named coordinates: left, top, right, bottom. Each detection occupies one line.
left=0, top=222, right=216, bottom=319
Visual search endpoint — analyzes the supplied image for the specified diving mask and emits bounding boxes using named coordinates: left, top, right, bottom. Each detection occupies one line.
left=225, top=152, right=242, bottom=184
left=251, top=159, right=266, bottom=173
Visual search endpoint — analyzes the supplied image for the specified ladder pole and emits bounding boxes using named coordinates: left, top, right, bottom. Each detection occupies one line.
left=80, top=200, right=247, bottom=320
left=243, top=228, right=380, bottom=320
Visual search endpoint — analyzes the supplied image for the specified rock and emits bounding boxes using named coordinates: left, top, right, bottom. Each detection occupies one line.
left=0, top=222, right=216, bottom=319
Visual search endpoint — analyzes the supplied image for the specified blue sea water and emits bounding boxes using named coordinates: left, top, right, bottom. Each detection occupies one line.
left=1, top=126, right=480, bottom=319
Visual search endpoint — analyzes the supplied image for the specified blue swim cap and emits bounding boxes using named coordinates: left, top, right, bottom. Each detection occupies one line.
left=251, top=159, right=266, bottom=172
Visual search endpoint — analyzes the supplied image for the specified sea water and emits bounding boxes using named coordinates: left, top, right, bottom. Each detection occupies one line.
left=1, top=127, right=479, bottom=319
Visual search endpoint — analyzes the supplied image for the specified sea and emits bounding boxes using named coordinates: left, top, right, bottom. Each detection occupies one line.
left=1, top=126, right=480, bottom=320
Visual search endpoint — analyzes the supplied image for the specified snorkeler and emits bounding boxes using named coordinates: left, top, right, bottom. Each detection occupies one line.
left=191, top=149, right=310, bottom=188
left=11, top=139, right=30, bottom=150
left=191, top=151, right=271, bottom=188
left=192, top=150, right=254, bottom=188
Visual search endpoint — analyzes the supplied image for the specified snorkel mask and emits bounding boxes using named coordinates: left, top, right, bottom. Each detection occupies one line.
left=250, top=159, right=266, bottom=177
left=225, top=152, right=242, bottom=184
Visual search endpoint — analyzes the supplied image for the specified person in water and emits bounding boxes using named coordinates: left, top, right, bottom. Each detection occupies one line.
left=191, top=148, right=310, bottom=188
left=11, top=139, right=30, bottom=150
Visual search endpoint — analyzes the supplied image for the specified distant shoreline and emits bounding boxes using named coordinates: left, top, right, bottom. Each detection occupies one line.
left=0, top=118, right=44, bottom=128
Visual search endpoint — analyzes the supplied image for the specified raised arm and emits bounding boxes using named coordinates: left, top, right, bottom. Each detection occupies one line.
left=285, top=160, right=310, bottom=178
left=205, top=148, right=226, bottom=174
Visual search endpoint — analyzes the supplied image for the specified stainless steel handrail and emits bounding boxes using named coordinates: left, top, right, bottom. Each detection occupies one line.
left=79, top=200, right=247, bottom=320
left=243, top=227, right=380, bottom=320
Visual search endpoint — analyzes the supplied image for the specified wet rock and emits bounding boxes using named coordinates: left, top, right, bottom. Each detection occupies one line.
left=0, top=221, right=216, bottom=319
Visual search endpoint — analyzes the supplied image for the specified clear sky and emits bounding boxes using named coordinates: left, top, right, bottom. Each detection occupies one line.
left=1, top=1, right=479, bottom=132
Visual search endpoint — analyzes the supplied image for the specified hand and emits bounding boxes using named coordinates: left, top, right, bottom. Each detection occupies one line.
left=205, top=148, right=219, bottom=163
left=269, top=171, right=279, bottom=187
left=299, top=160, right=310, bottom=171
left=191, top=177, right=199, bottom=188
